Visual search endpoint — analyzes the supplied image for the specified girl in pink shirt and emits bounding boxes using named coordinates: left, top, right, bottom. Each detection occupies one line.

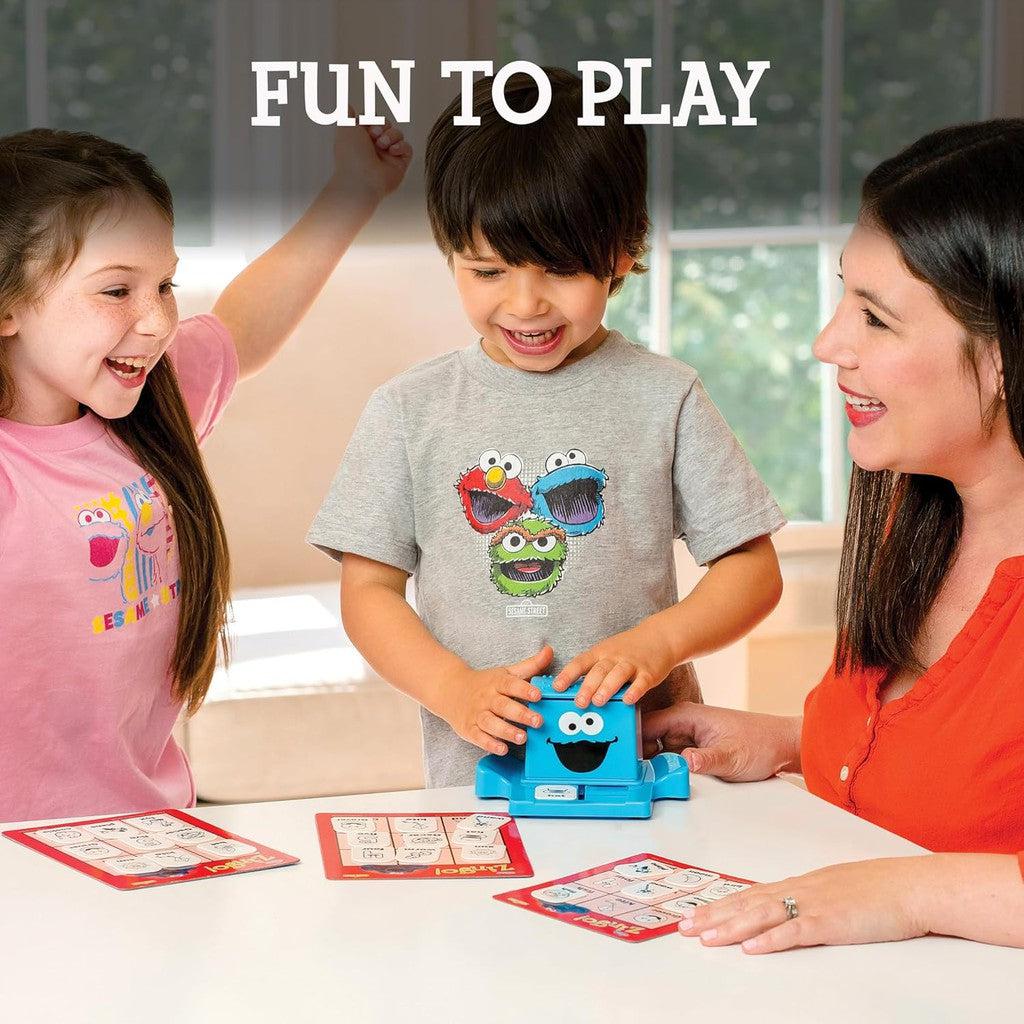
left=0, top=123, right=411, bottom=822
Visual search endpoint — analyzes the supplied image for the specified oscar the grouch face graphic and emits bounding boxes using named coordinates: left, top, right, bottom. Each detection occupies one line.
left=488, top=517, right=568, bottom=597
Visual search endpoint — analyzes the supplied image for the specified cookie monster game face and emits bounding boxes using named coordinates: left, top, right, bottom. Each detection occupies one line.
left=525, top=684, right=640, bottom=785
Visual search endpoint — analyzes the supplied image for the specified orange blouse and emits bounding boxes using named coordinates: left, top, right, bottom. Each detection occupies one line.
left=802, top=556, right=1024, bottom=858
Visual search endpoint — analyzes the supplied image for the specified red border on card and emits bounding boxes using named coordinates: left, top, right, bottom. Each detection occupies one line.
left=494, top=852, right=756, bottom=943
left=3, top=809, right=299, bottom=891
left=315, top=812, right=534, bottom=880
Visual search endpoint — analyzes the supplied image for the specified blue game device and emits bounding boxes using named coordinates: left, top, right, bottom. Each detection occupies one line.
left=475, top=674, right=690, bottom=818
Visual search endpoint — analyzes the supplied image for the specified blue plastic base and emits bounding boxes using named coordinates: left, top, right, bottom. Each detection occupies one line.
left=475, top=751, right=690, bottom=819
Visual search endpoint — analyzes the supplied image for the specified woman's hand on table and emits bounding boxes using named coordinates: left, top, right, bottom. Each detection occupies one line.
left=641, top=702, right=802, bottom=781
left=678, top=857, right=935, bottom=953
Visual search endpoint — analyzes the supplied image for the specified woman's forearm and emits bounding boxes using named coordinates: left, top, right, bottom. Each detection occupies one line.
left=914, top=853, right=1024, bottom=947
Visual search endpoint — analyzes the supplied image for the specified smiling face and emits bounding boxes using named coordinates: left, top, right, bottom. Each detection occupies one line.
left=546, top=709, right=618, bottom=773
left=488, top=517, right=567, bottom=597
left=0, top=200, right=179, bottom=425
left=451, top=229, right=633, bottom=373
left=812, top=221, right=1004, bottom=482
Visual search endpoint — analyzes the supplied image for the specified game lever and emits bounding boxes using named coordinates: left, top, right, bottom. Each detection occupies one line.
left=475, top=675, right=690, bottom=818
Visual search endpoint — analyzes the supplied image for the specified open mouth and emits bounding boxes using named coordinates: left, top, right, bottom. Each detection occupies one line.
left=544, top=479, right=600, bottom=526
left=548, top=737, right=617, bottom=773
left=89, top=534, right=122, bottom=568
left=499, top=559, right=556, bottom=583
left=469, top=489, right=517, bottom=525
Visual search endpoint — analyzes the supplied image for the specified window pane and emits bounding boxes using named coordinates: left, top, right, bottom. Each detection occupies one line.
left=606, top=268, right=652, bottom=348
left=497, top=0, right=653, bottom=68
left=671, top=246, right=822, bottom=520
left=841, top=0, right=983, bottom=220
left=46, top=0, right=214, bottom=244
left=671, top=0, right=823, bottom=229
left=0, top=0, right=27, bottom=136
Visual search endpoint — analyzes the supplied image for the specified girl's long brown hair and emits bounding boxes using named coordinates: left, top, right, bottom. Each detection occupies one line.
left=836, top=119, right=1024, bottom=676
left=0, top=128, right=230, bottom=714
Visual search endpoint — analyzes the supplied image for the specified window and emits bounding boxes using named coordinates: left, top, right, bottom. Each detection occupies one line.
left=496, top=0, right=993, bottom=524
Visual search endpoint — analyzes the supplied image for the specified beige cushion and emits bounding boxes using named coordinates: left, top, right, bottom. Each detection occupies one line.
left=180, top=585, right=424, bottom=803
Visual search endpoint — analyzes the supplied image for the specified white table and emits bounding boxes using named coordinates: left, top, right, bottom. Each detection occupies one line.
left=2, top=778, right=1021, bottom=1023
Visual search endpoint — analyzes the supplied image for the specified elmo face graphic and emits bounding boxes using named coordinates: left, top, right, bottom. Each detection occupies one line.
left=456, top=449, right=532, bottom=533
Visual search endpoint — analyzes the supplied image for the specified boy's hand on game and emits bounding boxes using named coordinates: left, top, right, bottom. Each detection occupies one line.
left=446, top=646, right=552, bottom=757
left=331, top=118, right=412, bottom=203
left=551, top=622, right=675, bottom=709
left=641, top=702, right=801, bottom=781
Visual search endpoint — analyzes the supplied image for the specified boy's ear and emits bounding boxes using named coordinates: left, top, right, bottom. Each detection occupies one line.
left=613, top=253, right=635, bottom=277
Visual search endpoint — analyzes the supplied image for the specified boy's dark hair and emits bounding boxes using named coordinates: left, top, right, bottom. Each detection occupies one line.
left=425, top=66, right=648, bottom=294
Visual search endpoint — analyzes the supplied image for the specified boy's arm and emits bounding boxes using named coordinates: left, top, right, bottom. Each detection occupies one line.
left=552, top=534, right=782, bottom=708
left=340, top=553, right=551, bottom=756
left=213, top=123, right=412, bottom=380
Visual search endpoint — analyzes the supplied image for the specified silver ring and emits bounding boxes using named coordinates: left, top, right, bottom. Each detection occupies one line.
left=781, top=896, right=799, bottom=920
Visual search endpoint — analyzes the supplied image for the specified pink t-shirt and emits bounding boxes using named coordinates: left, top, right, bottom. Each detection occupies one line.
left=0, top=314, right=237, bottom=823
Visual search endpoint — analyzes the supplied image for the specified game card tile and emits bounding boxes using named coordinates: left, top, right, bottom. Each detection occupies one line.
left=620, top=880, right=678, bottom=903
left=123, top=813, right=182, bottom=833
left=63, top=841, right=122, bottom=861
left=659, top=894, right=715, bottom=914
left=613, top=859, right=675, bottom=881
left=455, top=814, right=510, bottom=830
left=102, top=856, right=164, bottom=875
left=495, top=854, right=756, bottom=943
left=531, top=882, right=593, bottom=904
left=455, top=843, right=506, bottom=863
left=149, top=849, right=205, bottom=868
left=576, top=871, right=628, bottom=894
left=194, top=840, right=258, bottom=859
left=347, top=846, right=397, bottom=864
left=342, top=831, right=393, bottom=850
left=660, top=868, right=720, bottom=892
left=582, top=894, right=644, bottom=917
left=617, top=908, right=680, bottom=930
left=164, top=827, right=218, bottom=846
left=700, top=880, right=751, bottom=900
left=450, top=828, right=498, bottom=846
left=397, top=847, right=443, bottom=865
left=398, top=833, right=448, bottom=849
left=116, top=833, right=178, bottom=854
left=330, top=816, right=377, bottom=834
left=28, top=827, right=94, bottom=847
left=392, top=816, right=439, bottom=834
left=80, top=821, right=144, bottom=841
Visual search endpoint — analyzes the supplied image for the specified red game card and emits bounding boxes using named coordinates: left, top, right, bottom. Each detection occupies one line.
left=495, top=852, right=756, bottom=942
left=315, top=811, right=533, bottom=880
left=4, top=809, right=299, bottom=890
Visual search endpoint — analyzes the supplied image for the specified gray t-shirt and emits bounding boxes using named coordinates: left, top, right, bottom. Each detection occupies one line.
left=308, top=332, right=786, bottom=787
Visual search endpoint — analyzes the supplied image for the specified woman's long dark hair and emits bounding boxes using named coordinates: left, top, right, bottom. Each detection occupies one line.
left=836, top=119, right=1024, bottom=674
left=0, top=129, right=230, bottom=713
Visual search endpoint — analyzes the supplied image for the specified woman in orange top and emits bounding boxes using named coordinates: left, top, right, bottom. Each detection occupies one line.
left=644, top=119, right=1024, bottom=953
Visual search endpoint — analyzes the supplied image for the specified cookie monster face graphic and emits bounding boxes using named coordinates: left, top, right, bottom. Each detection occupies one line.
left=488, top=517, right=567, bottom=597
left=457, top=450, right=532, bottom=533
left=531, top=449, right=607, bottom=537
left=547, top=709, right=618, bottom=773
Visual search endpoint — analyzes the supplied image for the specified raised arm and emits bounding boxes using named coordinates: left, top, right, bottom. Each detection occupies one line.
left=213, top=123, right=412, bottom=379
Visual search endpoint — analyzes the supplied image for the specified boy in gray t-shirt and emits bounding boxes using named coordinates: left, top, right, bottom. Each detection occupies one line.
left=308, top=69, right=786, bottom=788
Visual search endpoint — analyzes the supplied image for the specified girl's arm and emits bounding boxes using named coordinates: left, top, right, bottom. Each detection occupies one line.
left=552, top=534, right=783, bottom=707
left=213, top=123, right=412, bottom=379
left=679, top=852, right=1024, bottom=953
